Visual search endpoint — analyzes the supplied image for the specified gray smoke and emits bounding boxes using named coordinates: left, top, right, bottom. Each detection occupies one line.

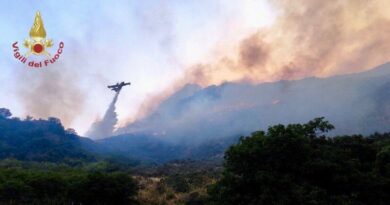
left=86, top=91, right=120, bottom=139
left=115, top=63, right=390, bottom=145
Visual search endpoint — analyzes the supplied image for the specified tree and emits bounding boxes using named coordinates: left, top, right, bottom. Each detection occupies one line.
left=0, top=108, right=11, bottom=119
left=208, top=118, right=390, bottom=205
left=0, top=165, right=139, bottom=204
left=71, top=172, right=138, bottom=205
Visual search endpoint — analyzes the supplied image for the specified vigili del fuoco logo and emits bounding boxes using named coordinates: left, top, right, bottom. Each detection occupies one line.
left=12, top=11, right=64, bottom=68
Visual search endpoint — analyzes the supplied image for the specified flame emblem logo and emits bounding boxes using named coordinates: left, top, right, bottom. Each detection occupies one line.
left=12, top=11, right=64, bottom=68
left=23, top=11, right=53, bottom=57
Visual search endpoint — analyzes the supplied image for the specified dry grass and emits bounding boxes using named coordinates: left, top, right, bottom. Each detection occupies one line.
left=134, top=175, right=212, bottom=205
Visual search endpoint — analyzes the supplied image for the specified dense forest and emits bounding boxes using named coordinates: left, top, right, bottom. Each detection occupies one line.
left=0, top=160, right=138, bottom=204
left=0, top=108, right=389, bottom=204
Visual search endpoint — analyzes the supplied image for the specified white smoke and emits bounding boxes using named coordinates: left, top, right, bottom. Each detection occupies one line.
left=86, top=91, right=120, bottom=139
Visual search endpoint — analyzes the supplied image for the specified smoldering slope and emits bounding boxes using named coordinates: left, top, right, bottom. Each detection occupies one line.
left=86, top=91, right=120, bottom=140
left=40, top=0, right=389, bottom=141
left=114, top=0, right=390, bottom=144
left=115, top=63, right=390, bottom=145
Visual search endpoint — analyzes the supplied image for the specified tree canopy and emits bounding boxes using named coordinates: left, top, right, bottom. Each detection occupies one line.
left=0, top=161, right=138, bottom=205
left=0, top=108, right=95, bottom=162
left=208, top=117, right=390, bottom=205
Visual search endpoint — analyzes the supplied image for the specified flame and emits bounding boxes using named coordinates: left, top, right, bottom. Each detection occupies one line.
left=29, top=11, right=47, bottom=38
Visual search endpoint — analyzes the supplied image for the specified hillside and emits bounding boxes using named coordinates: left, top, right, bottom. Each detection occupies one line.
left=2, top=63, right=388, bottom=163
left=99, top=63, right=390, bottom=162
left=97, top=134, right=238, bottom=163
left=0, top=109, right=96, bottom=162
left=117, top=63, right=390, bottom=141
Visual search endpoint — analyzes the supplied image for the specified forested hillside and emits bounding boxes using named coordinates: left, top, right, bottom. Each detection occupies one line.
left=0, top=108, right=95, bottom=162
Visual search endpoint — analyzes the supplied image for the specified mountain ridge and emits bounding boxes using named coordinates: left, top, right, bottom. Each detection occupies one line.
left=116, top=62, right=390, bottom=140
left=96, top=62, right=390, bottom=162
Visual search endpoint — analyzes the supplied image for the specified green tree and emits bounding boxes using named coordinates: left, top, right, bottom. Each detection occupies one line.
left=0, top=108, right=11, bottom=119
left=0, top=163, right=139, bottom=205
left=208, top=118, right=390, bottom=205
left=71, top=172, right=138, bottom=205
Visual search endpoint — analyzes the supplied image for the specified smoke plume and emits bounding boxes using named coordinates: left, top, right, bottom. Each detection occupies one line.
left=129, top=0, right=390, bottom=122
left=16, top=68, right=85, bottom=127
left=116, top=63, right=390, bottom=145
left=189, top=0, right=390, bottom=84
left=86, top=91, right=120, bottom=139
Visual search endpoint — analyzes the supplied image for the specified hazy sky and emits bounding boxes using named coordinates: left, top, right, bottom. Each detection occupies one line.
left=1, top=1, right=389, bottom=136
left=0, top=0, right=276, bottom=134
